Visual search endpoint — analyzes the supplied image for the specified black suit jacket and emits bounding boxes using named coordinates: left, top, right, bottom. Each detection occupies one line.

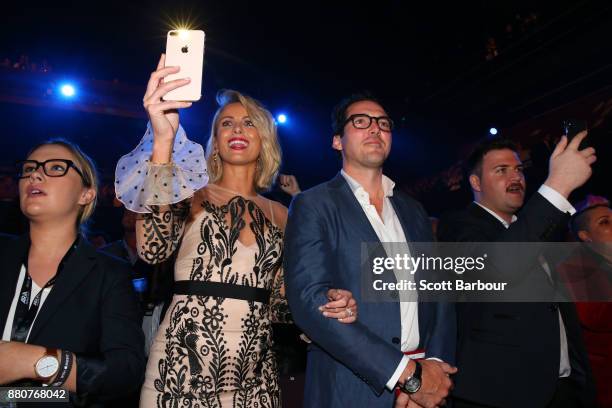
left=0, top=235, right=146, bottom=407
left=438, top=193, right=595, bottom=408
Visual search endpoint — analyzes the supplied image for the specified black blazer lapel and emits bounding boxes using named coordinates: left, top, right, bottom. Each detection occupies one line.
left=467, top=202, right=506, bottom=237
left=28, top=238, right=98, bottom=342
left=0, top=235, right=29, bottom=332
left=470, top=202, right=559, bottom=292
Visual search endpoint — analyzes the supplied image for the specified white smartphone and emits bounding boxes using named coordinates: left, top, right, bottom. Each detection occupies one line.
left=163, top=29, right=205, bottom=101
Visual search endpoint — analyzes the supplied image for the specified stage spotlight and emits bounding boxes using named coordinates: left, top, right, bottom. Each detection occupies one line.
left=277, top=114, right=287, bottom=124
left=489, top=127, right=498, bottom=135
left=59, top=83, right=76, bottom=98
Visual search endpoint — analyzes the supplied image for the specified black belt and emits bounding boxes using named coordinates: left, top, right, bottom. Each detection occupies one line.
left=173, top=280, right=271, bottom=303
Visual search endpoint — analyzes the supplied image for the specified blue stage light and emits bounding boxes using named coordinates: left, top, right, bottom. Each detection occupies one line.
left=277, top=114, right=287, bottom=124
left=489, top=127, right=498, bottom=135
left=59, top=83, right=76, bottom=98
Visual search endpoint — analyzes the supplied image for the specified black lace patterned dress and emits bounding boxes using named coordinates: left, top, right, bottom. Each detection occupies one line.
left=138, top=184, right=290, bottom=408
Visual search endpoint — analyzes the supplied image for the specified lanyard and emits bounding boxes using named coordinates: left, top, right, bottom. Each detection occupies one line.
left=10, top=237, right=79, bottom=342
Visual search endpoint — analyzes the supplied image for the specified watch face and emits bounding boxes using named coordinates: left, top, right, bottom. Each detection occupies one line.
left=404, top=377, right=421, bottom=393
left=36, top=355, right=59, bottom=378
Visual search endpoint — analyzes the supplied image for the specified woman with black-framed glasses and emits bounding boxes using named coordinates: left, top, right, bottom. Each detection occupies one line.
left=16, top=159, right=90, bottom=183
left=0, top=139, right=145, bottom=407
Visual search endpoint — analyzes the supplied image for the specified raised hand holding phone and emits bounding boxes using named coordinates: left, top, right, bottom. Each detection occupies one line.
left=562, top=119, right=588, bottom=150
left=143, top=54, right=192, bottom=163
left=544, top=130, right=596, bottom=198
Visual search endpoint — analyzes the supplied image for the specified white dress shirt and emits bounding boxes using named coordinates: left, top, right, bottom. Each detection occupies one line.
left=474, top=184, right=574, bottom=377
left=341, top=170, right=419, bottom=390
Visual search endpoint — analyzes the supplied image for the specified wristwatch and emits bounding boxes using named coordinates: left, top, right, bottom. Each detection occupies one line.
left=34, top=347, right=60, bottom=381
left=398, top=360, right=422, bottom=394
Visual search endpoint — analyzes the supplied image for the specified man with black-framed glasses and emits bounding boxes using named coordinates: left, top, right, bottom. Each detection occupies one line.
left=284, top=92, right=457, bottom=408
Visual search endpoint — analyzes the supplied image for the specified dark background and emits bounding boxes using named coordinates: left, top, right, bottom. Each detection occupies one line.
left=1, top=0, right=610, bottom=231
left=1, top=2, right=611, bottom=404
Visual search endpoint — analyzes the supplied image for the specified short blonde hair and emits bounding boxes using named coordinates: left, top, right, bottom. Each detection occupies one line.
left=205, top=90, right=281, bottom=192
left=27, top=139, right=98, bottom=226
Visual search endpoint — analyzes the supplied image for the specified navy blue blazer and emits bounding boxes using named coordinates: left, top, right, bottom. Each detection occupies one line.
left=284, top=173, right=455, bottom=407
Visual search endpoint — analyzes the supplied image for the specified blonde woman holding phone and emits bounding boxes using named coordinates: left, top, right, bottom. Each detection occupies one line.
left=116, top=55, right=358, bottom=407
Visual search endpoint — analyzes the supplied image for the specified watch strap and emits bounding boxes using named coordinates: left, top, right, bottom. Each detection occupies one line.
left=411, top=359, right=422, bottom=381
left=49, top=349, right=73, bottom=387
left=398, top=360, right=422, bottom=394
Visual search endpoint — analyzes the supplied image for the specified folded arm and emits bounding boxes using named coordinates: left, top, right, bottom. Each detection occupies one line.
left=284, top=194, right=403, bottom=393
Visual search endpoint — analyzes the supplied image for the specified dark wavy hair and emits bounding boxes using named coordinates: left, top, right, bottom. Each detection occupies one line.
left=465, top=137, right=519, bottom=179
left=331, top=91, right=389, bottom=136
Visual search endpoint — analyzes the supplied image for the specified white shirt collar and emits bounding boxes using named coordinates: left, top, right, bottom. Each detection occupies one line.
left=341, top=169, right=395, bottom=202
left=474, top=201, right=517, bottom=229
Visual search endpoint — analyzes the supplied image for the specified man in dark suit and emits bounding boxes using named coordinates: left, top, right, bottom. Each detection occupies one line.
left=284, top=93, right=457, bottom=408
left=438, top=135, right=597, bottom=407
left=101, top=208, right=173, bottom=359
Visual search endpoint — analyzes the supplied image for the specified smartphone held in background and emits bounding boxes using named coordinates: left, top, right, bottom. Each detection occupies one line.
left=163, top=29, right=205, bottom=102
